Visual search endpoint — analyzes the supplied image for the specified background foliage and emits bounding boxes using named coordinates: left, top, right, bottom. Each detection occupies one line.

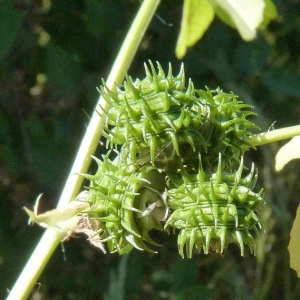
left=1, top=0, right=300, bottom=299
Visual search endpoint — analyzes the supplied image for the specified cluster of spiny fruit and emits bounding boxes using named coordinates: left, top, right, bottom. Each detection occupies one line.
left=81, top=61, right=265, bottom=258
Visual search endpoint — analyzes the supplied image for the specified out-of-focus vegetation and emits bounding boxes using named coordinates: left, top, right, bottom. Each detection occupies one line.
left=1, top=0, right=300, bottom=299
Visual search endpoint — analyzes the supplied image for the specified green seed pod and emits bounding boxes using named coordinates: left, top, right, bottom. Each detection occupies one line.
left=99, top=61, right=205, bottom=166
left=82, top=152, right=167, bottom=254
left=80, top=61, right=267, bottom=258
left=192, top=88, right=259, bottom=171
left=98, top=61, right=258, bottom=171
left=165, top=154, right=265, bottom=258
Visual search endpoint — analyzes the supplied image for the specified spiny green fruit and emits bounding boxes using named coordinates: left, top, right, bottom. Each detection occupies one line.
left=81, top=152, right=168, bottom=254
left=98, top=61, right=259, bottom=171
left=165, top=154, right=265, bottom=258
left=80, top=61, right=266, bottom=258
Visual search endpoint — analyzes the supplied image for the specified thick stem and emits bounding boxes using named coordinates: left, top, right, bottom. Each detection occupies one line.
left=7, top=1, right=161, bottom=299
left=57, top=0, right=161, bottom=209
left=248, top=125, right=300, bottom=147
left=7, top=230, right=65, bottom=300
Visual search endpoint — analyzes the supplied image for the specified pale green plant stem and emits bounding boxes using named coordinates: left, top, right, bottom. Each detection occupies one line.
left=7, top=1, right=161, bottom=299
left=248, top=125, right=300, bottom=147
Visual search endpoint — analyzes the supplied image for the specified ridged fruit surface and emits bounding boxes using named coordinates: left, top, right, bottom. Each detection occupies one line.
left=80, top=61, right=265, bottom=257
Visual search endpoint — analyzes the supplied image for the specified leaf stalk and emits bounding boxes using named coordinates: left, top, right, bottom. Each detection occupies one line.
left=249, top=125, right=300, bottom=147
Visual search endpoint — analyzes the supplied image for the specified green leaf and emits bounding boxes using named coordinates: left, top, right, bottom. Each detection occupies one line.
left=260, top=0, right=278, bottom=28
left=208, top=0, right=265, bottom=41
left=176, top=0, right=215, bottom=59
left=176, top=0, right=277, bottom=58
left=275, top=136, right=300, bottom=172
left=289, top=204, right=300, bottom=277
left=0, top=0, right=25, bottom=62
left=262, top=68, right=300, bottom=97
left=275, top=136, right=300, bottom=276
left=47, top=45, right=83, bottom=97
left=233, top=40, right=272, bottom=74
left=85, top=0, right=121, bottom=37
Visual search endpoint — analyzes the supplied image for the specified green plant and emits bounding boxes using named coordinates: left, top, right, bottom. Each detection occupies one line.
left=6, top=0, right=300, bottom=299
left=80, top=61, right=265, bottom=259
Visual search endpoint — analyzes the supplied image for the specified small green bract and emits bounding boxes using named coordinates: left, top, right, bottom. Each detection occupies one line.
left=81, top=61, right=265, bottom=258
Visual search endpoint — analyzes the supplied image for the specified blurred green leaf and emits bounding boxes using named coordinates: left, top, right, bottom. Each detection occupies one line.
left=275, top=136, right=300, bottom=276
left=125, top=259, right=144, bottom=297
left=85, top=0, right=107, bottom=37
left=0, top=112, right=21, bottom=175
left=289, top=204, right=300, bottom=277
left=0, top=111, right=9, bottom=142
left=262, top=68, right=300, bottom=97
left=275, top=136, right=300, bottom=172
left=26, top=116, right=72, bottom=187
left=260, top=0, right=278, bottom=28
left=233, top=40, right=272, bottom=74
left=176, top=0, right=277, bottom=59
left=47, top=45, right=83, bottom=97
left=171, top=259, right=197, bottom=292
left=0, top=0, right=25, bottom=62
left=105, top=255, right=128, bottom=300
left=151, top=269, right=171, bottom=291
left=208, top=0, right=265, bottom=41
left=85, top=0, right=121, bottom=37
left=176, top=0, right=215, bottom=59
